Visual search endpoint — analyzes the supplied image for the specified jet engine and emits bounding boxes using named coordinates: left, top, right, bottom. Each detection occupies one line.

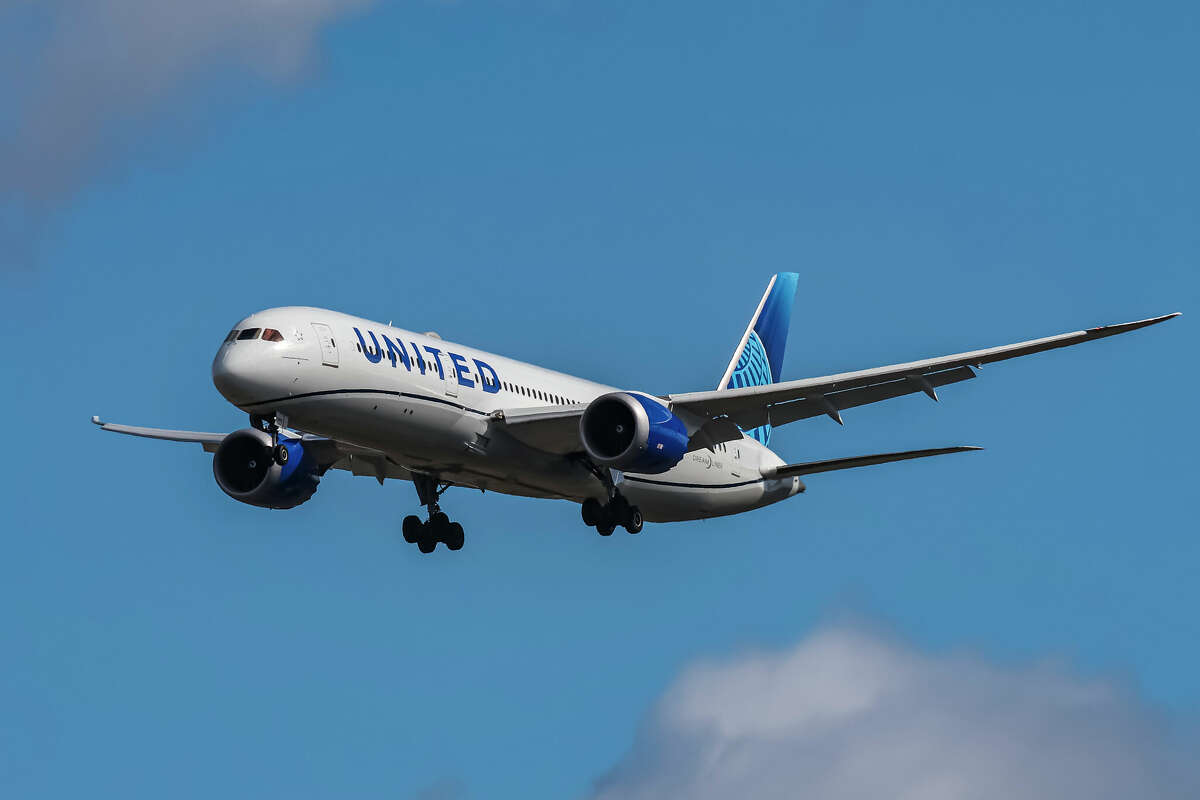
left=212, top=428, right=321, bottom=509
left=579, top=392, right=689, bottom=474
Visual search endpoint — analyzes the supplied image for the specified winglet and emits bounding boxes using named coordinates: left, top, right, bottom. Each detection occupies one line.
left=91, top=415, right=102, bottom=426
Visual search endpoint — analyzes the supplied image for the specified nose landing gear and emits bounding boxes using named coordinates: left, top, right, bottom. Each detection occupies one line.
left=404, top=474, right=465, bottom=553
left=250, top=412, right=292, bottom=466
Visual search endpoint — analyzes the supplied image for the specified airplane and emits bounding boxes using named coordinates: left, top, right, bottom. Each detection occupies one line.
left=93, top=274, right=1178, bottom=553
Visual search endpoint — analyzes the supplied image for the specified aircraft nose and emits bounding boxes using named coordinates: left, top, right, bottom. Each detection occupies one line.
left=212, top=344, right=259, bottom=406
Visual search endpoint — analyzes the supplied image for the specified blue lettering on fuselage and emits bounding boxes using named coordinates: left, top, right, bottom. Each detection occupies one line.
left=422, top=345, right=444, bottom=379
left=382, top=334, right=410, bottom=369
left=448, top=352, right=474, bottom=388
left=353, top=327, right=503, bottom=392
left=354, top=327, right=382, bottom=364
left=408, top=341, right=425, bottom=374
left=474, top=358, right=500, bottom=394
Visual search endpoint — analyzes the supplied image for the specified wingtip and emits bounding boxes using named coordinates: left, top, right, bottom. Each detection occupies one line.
left=91, top=415, right=102, bottom=426
left=1146, top=311, right=1181, bottom=324
left=1089, top=312, right=1181, bottom=336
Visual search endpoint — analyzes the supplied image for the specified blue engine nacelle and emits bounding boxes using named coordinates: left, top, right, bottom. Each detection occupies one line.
left=212, top=428, right=320, bottom=509
left=579, top=392, right=690, bottom=474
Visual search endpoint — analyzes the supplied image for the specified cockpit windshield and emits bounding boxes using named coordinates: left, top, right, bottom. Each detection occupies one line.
left=224, top=326, right=285, bottom=345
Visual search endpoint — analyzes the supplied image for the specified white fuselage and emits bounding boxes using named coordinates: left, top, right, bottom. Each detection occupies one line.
left=211, top=307, right=802, bottom=522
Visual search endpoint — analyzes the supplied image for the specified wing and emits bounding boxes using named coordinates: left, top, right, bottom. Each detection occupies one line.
left=487, top=404, right=587, bottom=454
left=92, top=416, right=227, bottom=450
left=91, top=416, right=412, bottom=483
left=669, top=313, right=1180, bottom=435
left=487, top=312, right=1179, bottom=455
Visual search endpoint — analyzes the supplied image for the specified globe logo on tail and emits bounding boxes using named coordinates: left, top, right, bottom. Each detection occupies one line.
left=727, top=331, right=773, bottom=444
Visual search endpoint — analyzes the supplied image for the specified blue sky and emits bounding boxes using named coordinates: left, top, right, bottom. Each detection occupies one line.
left=2, top=2, right=1197, bottom=798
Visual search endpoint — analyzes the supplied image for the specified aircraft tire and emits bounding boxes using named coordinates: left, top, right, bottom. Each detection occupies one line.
left=624, top=507, right=643, bottom=535
left=273, top=444, right=289, bottom=465
left=581, top=498, right=602, bottom=527
left=445, top=522, right=465, bottom=551
left=417, top=537, right=437, bottom=554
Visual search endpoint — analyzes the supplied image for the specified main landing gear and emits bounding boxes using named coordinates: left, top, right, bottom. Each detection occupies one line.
left=576, top=458, right=643, bottom=536
left=581, top=494, right=643, bottom=535
left=403, top=474, right=465, bottom=554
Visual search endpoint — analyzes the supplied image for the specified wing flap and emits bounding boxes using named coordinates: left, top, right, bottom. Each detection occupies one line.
left=764, top=446, right=982, bottom=478
left=767, top=365, right=977, bottom=427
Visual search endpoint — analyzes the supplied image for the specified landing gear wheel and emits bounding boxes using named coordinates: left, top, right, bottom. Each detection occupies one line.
left=581, top=498, right=602, bottom=527
left=596, top=512, right=616, bottom=536
left=408, top=474, right=465, bottom=553
left=402, top=515, right=423, bottom=544
left=624, top=506, right=643, bottom=535
left=445, top=522, right=465, bottom=551
left=273, top=443, right=289, bottom=465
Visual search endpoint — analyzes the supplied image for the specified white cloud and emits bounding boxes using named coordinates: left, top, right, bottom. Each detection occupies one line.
left=590, top=627, right=1198, bottom=800
left=1, top=0, right=374, bottom=208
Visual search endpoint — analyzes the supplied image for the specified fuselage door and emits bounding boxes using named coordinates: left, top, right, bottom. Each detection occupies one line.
left=312, top=323, right=339, bottom=366
left=440, top=353, right=458, bottom=398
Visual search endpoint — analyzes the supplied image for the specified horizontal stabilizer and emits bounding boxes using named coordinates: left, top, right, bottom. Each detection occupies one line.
left=763, top=446, right=982, bottom=479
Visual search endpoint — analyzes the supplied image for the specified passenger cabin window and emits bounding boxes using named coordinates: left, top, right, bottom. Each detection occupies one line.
left=224, top=329, right=238, bottom=343
left=261, top=328, right=284, bottom=342
left=237, top=328, right=261, bottom=340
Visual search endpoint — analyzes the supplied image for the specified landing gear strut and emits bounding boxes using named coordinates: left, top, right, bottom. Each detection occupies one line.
left=251, top=412, right=292, bottom=466
left=403, top=474, right=465, bottom=553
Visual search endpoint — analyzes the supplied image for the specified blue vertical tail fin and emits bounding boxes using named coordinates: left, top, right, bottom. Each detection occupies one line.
left=717, top=272, right=799, bottom=445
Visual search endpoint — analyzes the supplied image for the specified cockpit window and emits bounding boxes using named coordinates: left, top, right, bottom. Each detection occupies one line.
left=261, top=328, right=284, bottom=342
left=224, top=329, right=239, bottom=343
left=237, top=328, right=261, bottom=340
